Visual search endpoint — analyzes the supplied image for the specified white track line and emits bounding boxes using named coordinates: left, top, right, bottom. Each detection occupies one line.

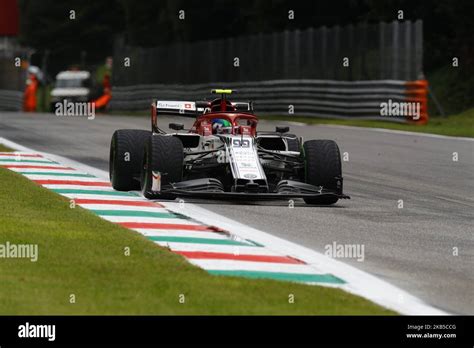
left=23, top=175, right=110, bottom=182
left=79, top=204, right=169, bottom=212
left=40, top=184, right=114, bottom=190
left=0, top=136, right=448, bottom=315
left=136, top=229, right=231, bottom=240
left=55, top=193, right=143, bottom=200
left=316, top=124, right=474, bottom=141
left=188, top=259, right=324, bottom=273
left=98, top=215, right=202, bottom=224
left=0, top=161, right=64, bottom=167
left=7, top=168, right=87, bottom=174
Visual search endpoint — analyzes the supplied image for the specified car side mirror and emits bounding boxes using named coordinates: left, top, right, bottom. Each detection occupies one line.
left=276, top=126, right=289, bottom=133
left=169, top=123, right=184, bottom=131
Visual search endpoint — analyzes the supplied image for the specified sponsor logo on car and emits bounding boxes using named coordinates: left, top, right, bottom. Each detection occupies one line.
left=157, top=101, right=196, bottom=111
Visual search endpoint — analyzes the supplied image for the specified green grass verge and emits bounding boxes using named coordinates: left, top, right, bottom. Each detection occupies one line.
left=0, top=144, right=14, bottom=152
left=0, top=165, right=394, bottom=315
left=261, top=108, right=474, bottom=138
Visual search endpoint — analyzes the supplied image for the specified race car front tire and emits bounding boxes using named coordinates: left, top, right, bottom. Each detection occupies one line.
left=140, top=135, right=183, bottom=199
left=110, top=129, right=151, bottom=191
left=303, top=139, right=341, bottom=205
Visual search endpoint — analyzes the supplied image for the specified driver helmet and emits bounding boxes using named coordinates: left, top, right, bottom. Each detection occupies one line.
left=212, top=118, right=232, bottom=134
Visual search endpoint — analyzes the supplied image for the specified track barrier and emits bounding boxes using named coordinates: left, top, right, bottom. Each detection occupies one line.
left=110, top=79, right=429, bottom=123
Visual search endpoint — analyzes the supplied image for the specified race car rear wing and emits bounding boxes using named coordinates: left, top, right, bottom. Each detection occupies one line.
left=152, top=98, right=252, bottom=118
left=154, top=100, right=253, bottom=115
left=156, top=100, right=202, bottom=116
left=151, top=100, right=196, bottom=132
left=151, top=96, right=254, bottom=133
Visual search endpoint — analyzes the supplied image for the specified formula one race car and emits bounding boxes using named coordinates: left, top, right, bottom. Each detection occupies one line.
left=109, top=89, right=349, bottom=205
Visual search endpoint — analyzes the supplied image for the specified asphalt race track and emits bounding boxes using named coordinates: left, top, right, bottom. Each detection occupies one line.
left=1, top=111, right=473, bottom=314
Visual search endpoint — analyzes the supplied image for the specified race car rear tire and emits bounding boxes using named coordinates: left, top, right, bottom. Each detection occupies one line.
left=140, top=135, right=183, bottom=199
left=303, top=139, right=341, bottom=205
left=110, top=129, right=151, bottom=191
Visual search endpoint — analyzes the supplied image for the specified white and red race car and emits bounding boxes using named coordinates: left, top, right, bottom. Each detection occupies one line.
left=109, top=89, right=349, bottom=205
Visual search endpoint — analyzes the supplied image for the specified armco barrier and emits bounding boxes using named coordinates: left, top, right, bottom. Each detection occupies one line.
left=0, top=89, right=23, bottom=111
left=110, top=79, right=429, bottom=124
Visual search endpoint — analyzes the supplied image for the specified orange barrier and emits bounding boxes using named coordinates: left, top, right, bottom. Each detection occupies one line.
left=92, top=74, right=112, bottom=111
left=93, top=93, right=111, bottom=109
left=405, top=79, right=428, bottom=125
left=23, top=74, right=38, bottom=112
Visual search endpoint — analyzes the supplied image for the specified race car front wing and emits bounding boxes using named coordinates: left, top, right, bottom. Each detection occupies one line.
left=148, top=178, right=350, bottom=201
